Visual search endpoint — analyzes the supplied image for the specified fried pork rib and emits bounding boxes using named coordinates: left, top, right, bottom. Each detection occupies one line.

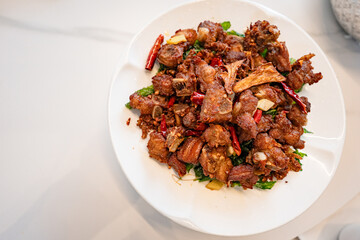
left=199, top=145, right=233, bottom=183
left=228, top=165, right=259, bottom=189
left=168, top=154, right=187, bottom=177
left=265, top=41, right=291, bottom=72
left=177, top=137, right=204, bottom=164
left=244, top=20, right=280, bottom=49
left=232, top=89, right=258, bottom=118
left=157, top=44, right=185, bottom=68
left=147, top=132, right=169, bottom=163
left=202, top=124, right=231, bottom=148
left=200, top=84, right=233, bottom=123
left=286, top=53, right=323, bottom=90
left=152, top=74, right=174, bottom=96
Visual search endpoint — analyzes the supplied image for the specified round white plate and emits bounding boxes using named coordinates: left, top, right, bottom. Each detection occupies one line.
left=108, top=0, right=345, bottom=236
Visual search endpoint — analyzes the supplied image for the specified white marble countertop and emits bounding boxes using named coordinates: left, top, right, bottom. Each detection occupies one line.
left=0, top=0, right=359, bottom=239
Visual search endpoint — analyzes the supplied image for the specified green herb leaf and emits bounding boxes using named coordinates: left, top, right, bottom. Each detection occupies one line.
left=260, top=48, right=268, bottom=58
left=295, top=157, right=303, bottom=166
left=230, top=154, right=244, bottom=166
left=264, top=109, right=277, bottom=119
left=295, top=157, right=303, bottom=171
left=227, top=30, right=245, bottom=37
left=136, top=85, right=154, bottom=97
left=281, top=72, right=289, bottom=77
left=303, top=128, right=313, bottom=134
left=242, top=139, right=253, bottom=153
left=293, top=149, right=306, bottom=171
left=183, top=49, right=191, bottom=59
left=221, top=21, right=245, bottom=38
left=198, top=177, right=211, bottom=182
left=255, top=180, right=276, bottom=190
left=294, top=84, right=304, bottom=93
left=183, top=40, right=203, bottom=59
left=290, top=57, right=297, bottom=65
left=293, top=149, right=307, bottom=158
left=221, top=21, right=231, bottom=31
left=185, top=163, right=194, bottom=173
left=193, top=165, right=203, bottom=178
left=231, top=181, right=242, bottom=187
left=193, top=40, right=203, bottom=52
left=194, top=165, right=212, bottom=182
left=125, top=102, right=132, bottom=109
left=230, top=140, right=254, bottom=166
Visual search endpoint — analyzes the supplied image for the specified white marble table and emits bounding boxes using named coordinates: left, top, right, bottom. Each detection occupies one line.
left=0, top=0, right=359, bottom=239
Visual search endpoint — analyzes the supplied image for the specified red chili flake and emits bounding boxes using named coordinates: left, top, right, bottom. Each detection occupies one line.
left=160, top=114, right=167, bottom=137
left=190, top=92, right=205, bottom=105
left=210, top=57, right=223, bottom=67
left=126, top=118, right=131, bottom=126
left=145, top=34, right=164, bottom=71
left=168, top=96, right=176, bottom=108
left=253, top=109, right=262, bottom=123
left=229, top=126, right=241, bottom=156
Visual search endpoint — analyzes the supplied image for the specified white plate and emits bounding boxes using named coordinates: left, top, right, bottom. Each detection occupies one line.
left=108, top=0, right=345, bottom=236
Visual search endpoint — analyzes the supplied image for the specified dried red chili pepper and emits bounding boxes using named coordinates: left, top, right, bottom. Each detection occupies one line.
left=185, top=130, right=202, bottom=137
left=160, top=114, right=167, bottom=137
left=190, top=92, right=205, bottom=105
left=280, top=82, right=307, bottom=113
left=210, top=57, right=223, bottom=67
left=229, top=126, right=241, bottom=156
left=253, top=109, right=262, bottom=123
left=167, top=96, right=176, bottom=108
left=145, top=34, right=164, bottom=71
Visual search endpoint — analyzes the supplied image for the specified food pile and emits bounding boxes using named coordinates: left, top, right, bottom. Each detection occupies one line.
left=126, top=20, right=322, bottom=190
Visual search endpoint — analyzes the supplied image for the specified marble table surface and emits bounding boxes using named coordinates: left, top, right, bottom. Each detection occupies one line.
left=0, top=0, right=359, bottom=239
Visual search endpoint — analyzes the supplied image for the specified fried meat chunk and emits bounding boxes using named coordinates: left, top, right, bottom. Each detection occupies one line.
left=228, top=165, right=259, bottom=189
left=286, top=53, right=323, bottom=90
left=177, top=137, right=204, bottom=164
left=168, top=154, right=187, bottom=177
left=199, top=145, right=233, bottom=183
left=265, top=41, right=291, bottom=72
left=158, top=44, right=185, bottom=68
left=147, top=132, right=169, bottom=163
left=152, top=74, right=174, bottom=96
left=200, top=84, right=233, bottom=123
left=202, top=124, right=231, bottom=148
left=197, top=21, right=227, bottom=48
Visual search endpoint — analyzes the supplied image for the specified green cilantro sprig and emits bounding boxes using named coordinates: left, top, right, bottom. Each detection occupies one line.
left=125, top=85, right=154, bottom=109
left=221, top=21, right=245, bottom=37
